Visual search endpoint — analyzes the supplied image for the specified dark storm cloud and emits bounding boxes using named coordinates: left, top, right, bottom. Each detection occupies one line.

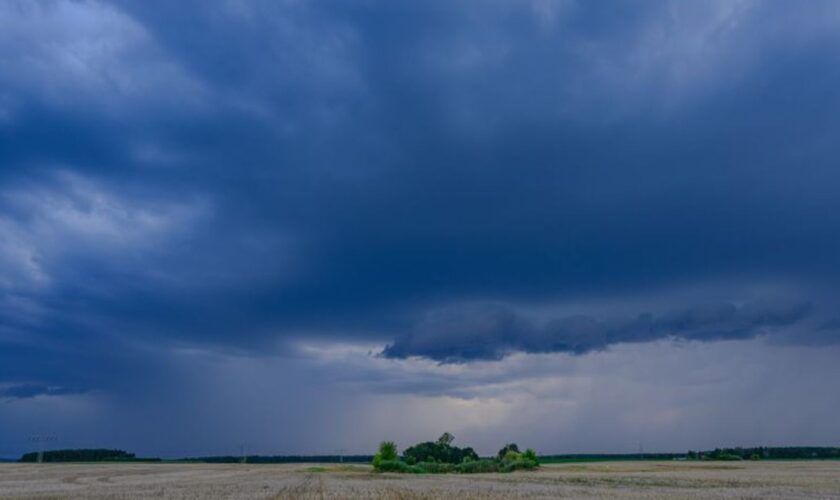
left=0, top=383, right=84, bottom=401
left=1, top=0, right=840, bottom=393
left=382, top=299, right=812, bottom=362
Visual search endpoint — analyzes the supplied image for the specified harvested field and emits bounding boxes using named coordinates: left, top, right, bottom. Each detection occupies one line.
left=1, top=460, right=839, bottom=499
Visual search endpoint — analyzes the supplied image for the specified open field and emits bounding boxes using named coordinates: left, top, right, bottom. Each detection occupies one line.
left=1, top=461, right=839, bottom=499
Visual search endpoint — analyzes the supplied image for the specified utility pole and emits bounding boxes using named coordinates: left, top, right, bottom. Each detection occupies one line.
left=28, top=435, right=56, bottom=464
left=239, top=443, right=247, bottom=464
left=335, top=449, right=348, bottom=464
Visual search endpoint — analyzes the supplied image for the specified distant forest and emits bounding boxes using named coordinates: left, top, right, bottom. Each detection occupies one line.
left=689, top=447, right=840, bottom=461
left=17, top=446, right=840, bottom=463
left=20, top=449, right=160, bottom=463
left=177, top=455, right=374, bottom=464
left=543, top=447, right=840, bottom=463
left=19, top=449, right=372, bottom=464
left=540, top=453, right=682, bottom=463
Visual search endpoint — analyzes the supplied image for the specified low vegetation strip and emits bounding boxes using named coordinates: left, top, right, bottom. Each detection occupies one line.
left=19, top=449, right=160, bottom=463
left=14, top=445, right=840, bottom=465
left=174, top=455, right=374, bottom=464
left=687, top=447, right=840, bottom=461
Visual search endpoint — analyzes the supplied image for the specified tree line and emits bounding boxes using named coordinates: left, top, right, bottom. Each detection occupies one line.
left=20, top=449, right=158, bottom=463
left=19, top=445, right=840, bottom=463
left=688, top=447, right=840, bottom=461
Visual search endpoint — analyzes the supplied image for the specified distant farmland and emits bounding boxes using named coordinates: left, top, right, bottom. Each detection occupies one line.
left=2, top=460, right=840, bottom=499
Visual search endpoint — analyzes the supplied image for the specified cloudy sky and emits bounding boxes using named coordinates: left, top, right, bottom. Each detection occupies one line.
left=2, top=0, right=840, bottom=458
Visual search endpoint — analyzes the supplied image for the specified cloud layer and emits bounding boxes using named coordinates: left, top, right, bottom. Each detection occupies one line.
left=383, top=299, right=812, bottom=362
left=2, top=0, right=840, bottom=456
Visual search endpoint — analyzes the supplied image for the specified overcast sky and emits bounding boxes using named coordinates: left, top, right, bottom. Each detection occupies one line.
left=2, top=0, right=840, bottom=458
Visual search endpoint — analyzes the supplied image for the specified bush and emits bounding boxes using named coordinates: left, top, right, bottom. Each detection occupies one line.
left=497, top=443, right=520, bottom=460
left=375, top=457, right=537, bottom=474
left=416, top=462, right=456, bottom=473
left=500, top=458, right=538, bottom=472
left=375, top=460, right=405, bottom=473
left=378, top=441, right=398, bottom=461
left=522, top=448, right=539, bottom=465
left=456, top=459, right=499, bottom=473
left=500, top=461, right=517, bottom=473
left=516, top=458, right=539, bottom=470
left=372, top=441, right=399, bottom=470
left=499, top=447, right=538, bottom=473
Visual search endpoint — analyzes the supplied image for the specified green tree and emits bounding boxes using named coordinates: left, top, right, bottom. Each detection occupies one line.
left=379, top=441, right=398, bottom=461
left=497, top=443, right=520, bottom=460
left=522, top=448, right=539, bottom=465
left=372, top=441, right=398, bottom=469
left=404, top=436, right=478, bottom=464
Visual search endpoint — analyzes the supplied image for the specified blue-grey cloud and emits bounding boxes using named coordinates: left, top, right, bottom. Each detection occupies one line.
left=2, top=0, right=840, bottom=455
left=0, top=384, right=84, bottom=401
left=382, top=299, right=812, bottom=362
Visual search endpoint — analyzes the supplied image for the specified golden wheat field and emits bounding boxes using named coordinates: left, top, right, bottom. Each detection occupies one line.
left=0, top=460, right=839, bottom=499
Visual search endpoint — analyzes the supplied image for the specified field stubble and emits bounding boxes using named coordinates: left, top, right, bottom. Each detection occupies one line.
left=0, top=460, right=839, bottom=499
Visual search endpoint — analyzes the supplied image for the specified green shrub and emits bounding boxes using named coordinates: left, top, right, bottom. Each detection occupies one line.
left=374, top=460, right=397, bottom=472
left=517, top=458, right=539, bottom=470
left=522, top=448, right=539, bottom=465
left=376, top=457, right=536, bottom=474
left=497, top=443, right=520, bottom=460
left=376, top=460, right=424, bottom=473
left=416, top=461, right=456, bottom=473
left=456, top=459, right=499, bottom=473
left=379, top=441, right=398, bottom=461
left=372, top=441, right=399, bottom=470
left=500, top=458, right=538, bottom=472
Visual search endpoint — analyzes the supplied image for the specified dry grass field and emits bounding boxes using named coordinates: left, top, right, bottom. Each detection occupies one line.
left=1, top=460, right=839, bottom=499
